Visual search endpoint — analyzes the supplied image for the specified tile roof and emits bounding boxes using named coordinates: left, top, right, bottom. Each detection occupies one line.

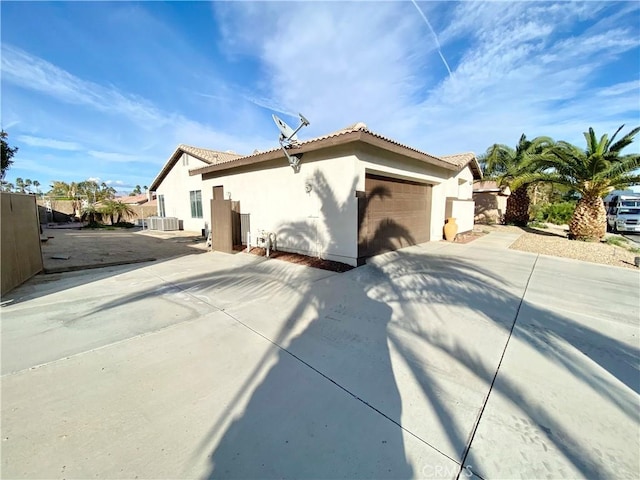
left=473, top=180, right=510, bottom=195
left=179, top=144, right=242, bottom=165
left=149, top=145, right=243, bottom=191
left=440, top=152, right=477, bottom=168
left=117, top=193, right=152, bottom=205
left=190, top=122, right=482, bottom=179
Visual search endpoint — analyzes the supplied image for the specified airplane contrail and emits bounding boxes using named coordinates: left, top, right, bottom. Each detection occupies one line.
left=410, top=0, right=453, bottom=77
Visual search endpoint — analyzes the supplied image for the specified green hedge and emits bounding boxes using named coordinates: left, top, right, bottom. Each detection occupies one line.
left=531, top=201, right=576, bottom=225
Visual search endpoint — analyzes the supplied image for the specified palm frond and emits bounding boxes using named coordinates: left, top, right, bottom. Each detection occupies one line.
left=584, top=128, right=599, bottom=155
left=605, top=124, right=625, bottom=150
left=608, top=126, right=640, bottom=154
left=597, top=154, right=640, bottom=181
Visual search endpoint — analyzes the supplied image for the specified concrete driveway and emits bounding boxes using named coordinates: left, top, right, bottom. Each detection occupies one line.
left=1, top=232, right=638, bottom=479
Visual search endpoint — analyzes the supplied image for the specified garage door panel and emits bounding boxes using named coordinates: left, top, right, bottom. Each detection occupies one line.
left=359, top=174, right=431, bottom=259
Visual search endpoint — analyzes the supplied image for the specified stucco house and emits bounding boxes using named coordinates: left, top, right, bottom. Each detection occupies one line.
left=149, top=122, right=481, bottom=266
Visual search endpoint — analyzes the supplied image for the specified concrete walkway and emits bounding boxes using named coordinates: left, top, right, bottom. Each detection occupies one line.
left=1, top=234, right=638, bottom=479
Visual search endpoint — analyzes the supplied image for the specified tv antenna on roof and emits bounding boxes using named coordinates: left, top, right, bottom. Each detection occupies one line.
left=272, top=113, right=310, bottom=172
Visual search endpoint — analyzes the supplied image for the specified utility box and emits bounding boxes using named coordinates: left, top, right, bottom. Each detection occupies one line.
left=147, top=216, right=179, bottom=231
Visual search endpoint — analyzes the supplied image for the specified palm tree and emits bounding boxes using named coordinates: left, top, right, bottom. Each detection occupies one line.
left=33, top=180, right=41, bottom=195
left=24, top=178, right=32, bottom=193
left=480, top=134, right=554, bottom=226
left=99, top=200, right=118, bottom=225
left=15, top=177, right=25, bottom=193
left=98, top=182, right=116, bottom=202
left=113, top=201, right=135, bottom=224
left=515, top=125, right=640, bottom=241
left=81, top=203, right=102, bottom=227
left=99, top=200, right=134, bottom=224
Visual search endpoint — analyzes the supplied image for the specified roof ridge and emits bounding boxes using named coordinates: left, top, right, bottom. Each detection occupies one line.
left=178, top=143, right=243, bottom=156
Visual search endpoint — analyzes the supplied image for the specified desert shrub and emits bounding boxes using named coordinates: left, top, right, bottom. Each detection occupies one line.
left=527, top=220, right=548, bottom=229
left=605, top=236, right=628, bottom=247
left=113, top=221, right=136, bottom=228
left=532, top=201, right=576, bottom=225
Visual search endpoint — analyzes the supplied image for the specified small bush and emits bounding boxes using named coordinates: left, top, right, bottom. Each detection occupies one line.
left=527, top=220, right=548, bottom=229
left=113, top=221, right=136, bottom=228
left=532, top=201, right=576, bottom=225
left=605, top=236, right=628, bottom=247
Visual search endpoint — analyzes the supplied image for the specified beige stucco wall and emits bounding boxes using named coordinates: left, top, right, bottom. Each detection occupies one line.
left=155, top=153, right=213, bottom=232
left=474, top=192, right=507, bottom=224
left=202, top=147, right=360, bottom=264
left=155, top=145, right=477, bottom=265
left=1, top=192, right=44, bottom=295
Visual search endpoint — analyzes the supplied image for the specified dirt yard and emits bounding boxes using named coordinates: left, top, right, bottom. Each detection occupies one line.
left=39, top=223, right=639, bottom=274
left=40, top=227, right=209, bottom=273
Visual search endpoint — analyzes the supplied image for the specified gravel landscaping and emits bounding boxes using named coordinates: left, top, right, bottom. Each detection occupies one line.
left=479, top=224, right=640, bottom=270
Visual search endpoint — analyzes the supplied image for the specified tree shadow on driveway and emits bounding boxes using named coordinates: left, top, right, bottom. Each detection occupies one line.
left=75, top=170, right=639, bottom=479
left=8, top=169, right=637, bottom=479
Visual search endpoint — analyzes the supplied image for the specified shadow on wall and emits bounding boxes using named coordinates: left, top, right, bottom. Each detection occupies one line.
left=473, top=192, right=507, bottom=224
left=37, top=203, right=75, bottom=223
left=275, top=169, right=414, bottom=262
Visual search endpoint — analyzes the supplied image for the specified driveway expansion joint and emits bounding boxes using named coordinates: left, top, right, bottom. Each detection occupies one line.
left=456, top=254, right=540, bottom=479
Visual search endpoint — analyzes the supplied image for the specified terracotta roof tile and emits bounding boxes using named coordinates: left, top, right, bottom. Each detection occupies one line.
left=197, top=123, right=479, bottom=176
left=117, top=194, right=151, bottom=204
left=440, top=152, right=477, bottom=168
left=179, top=144, right=242, bottom=165
left=150, top=145, right=244, bottom=191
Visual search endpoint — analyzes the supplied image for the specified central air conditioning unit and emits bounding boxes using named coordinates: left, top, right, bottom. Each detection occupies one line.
left=147, top=216, right=179, bottom=231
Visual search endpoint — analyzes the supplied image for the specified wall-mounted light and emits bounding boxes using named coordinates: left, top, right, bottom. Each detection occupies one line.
left=305, top=183, right=313, bottom=193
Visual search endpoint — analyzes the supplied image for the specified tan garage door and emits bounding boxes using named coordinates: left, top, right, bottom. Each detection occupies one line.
left=358, top=174, right=431, bottom=262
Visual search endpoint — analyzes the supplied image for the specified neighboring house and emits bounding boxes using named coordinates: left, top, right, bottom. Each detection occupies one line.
left=94, top=192, right=158, bottom=224
left=150, top=123, right=481, bottom=266
left=473, top=181, right=510, bottom=224
left=117, top=192, right=156, bottom=205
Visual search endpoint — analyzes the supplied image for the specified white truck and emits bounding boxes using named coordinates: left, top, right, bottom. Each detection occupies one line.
left=605, top=191, right=640, bottom=233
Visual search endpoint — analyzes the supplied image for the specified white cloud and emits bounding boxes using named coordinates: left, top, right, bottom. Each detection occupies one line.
left=597, top=80, right=640, bottom=97
left=215, top=2, right=435, bottom=136
left=87, top=150, right=158, bottom=164
left=3, top=1, right=638, bottom=194
left=17, top=135, right=83, bottom=151
left=1, top=44, right=167, bottom=128
left=213, top=1, right=639, bottom=157
left=1, top=42, right=275, bottom=164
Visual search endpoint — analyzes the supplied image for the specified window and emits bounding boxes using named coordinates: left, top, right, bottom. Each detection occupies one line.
left=190, top=190, right=203, bottom=218
left=158, top=194, right=166, bottom=217
left=182, top=154, right=189, bottom=166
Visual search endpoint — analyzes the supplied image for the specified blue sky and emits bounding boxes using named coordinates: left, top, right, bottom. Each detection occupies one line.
left=1, top=1, right=639, bottom=194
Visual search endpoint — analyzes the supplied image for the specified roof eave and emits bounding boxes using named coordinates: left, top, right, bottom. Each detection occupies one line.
left=191, top=130, right=461, bottom=176
left=469, top=157, right=483, bottom=180
left=150, top=145, right=219, bottom=191
left=149, top=146, right=183, bottom=191
left=191, top=131, right=364, bottom=176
